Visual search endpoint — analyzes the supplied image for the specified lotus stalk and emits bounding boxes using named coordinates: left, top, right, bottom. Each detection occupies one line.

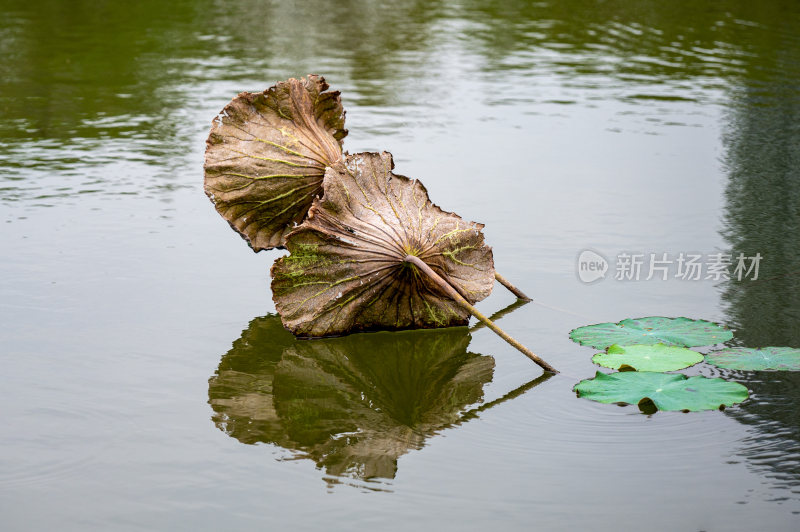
left=403, top=254, right=556, bottom=373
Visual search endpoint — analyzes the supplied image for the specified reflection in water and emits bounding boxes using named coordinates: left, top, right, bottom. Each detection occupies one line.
left=4, top=0, right=799, bottom=206
left=720, top=24, right=800, bottom=497
left=722, top=101, right=800, bottom=347
left=209, top=315, right=547, bottom=487
left=0, top=0, right=449, bottom=205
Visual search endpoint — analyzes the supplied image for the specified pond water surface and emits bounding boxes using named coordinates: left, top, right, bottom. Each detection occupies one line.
left=2, top=1, right=800, bottom=530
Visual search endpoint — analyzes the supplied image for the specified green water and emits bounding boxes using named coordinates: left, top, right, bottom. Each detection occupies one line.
left=2, top=0, right=800, bottom=529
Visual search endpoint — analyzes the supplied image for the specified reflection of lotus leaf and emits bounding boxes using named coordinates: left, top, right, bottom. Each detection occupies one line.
left=208, top=316, right=494, bottom=482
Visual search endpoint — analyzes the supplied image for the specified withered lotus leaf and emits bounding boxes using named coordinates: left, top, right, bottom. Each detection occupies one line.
left=204, top=74, right=347, bottom=250
left=271, top=151, right=495, bottom=337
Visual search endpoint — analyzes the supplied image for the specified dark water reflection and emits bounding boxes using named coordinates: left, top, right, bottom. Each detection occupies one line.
left=719, top=26, right=800, bottom=498
left=3, top=0, right=799, bottom=204
left=209, top=318, right=492, bottom=487
left=208, top=314, right=553, bottom=488
left=209, top=316, right=546, bottom=488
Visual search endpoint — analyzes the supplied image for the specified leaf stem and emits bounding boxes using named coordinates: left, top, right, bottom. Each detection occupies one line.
left=458, top=372, right=554, bottom=422
left=495, top=272, right=531, bottom=301
left=404, top=255, right=558, bottom=373
left=470, top=297, right=529, bottom=333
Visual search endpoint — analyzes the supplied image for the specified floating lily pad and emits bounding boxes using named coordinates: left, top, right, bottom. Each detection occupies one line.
left=271, top=151, right=495, bottom=337
left=569, top=316, right=732, bottom=349
left=705, top=347, right=800, bottom=371
left=574, top=371, right=748, bottom=412
left=592, top=343, right=704, bottom=372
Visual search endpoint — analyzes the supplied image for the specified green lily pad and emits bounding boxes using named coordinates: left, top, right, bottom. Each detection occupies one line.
left=574, top=371, right=748, bottom=412
left=705, top=347, right=800, bottom=371
left=591, top=343, right=704, bottom=372
left=569, top=316, right=732, bottom=349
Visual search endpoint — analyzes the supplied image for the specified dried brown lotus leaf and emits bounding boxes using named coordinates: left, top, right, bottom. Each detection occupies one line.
left=271, top=151, right=495, bottom=337
left=204, top=74, right=347, bottom=250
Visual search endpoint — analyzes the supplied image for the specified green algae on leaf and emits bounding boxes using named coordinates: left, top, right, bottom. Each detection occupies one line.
left=271, top=151, right=495, bottom=337
left=591, top=343, right=704, bottom=372
left=705, top=347, right=800, bottom=371
left=204, top=74, right=347, bottom=250
left=574, top=371, right=749, bottom=412
left=569, top=316, right=732, bottom=349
